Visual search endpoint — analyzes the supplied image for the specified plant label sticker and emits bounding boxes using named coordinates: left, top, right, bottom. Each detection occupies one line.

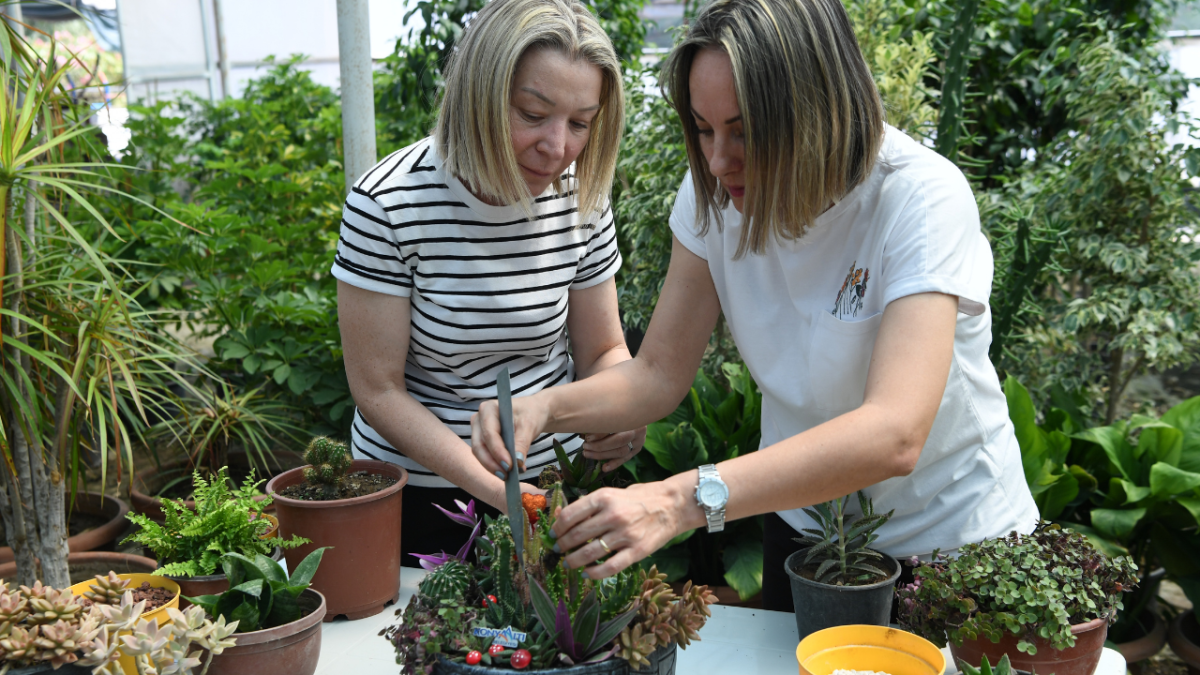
left=473, top=626, right=526, bottom=648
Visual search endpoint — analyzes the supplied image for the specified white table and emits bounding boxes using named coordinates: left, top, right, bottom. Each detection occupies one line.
left=315, top=569, right=1127, bottom=674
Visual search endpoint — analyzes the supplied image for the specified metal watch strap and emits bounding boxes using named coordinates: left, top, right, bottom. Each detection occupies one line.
left=697, top=464, right=726, bottom=533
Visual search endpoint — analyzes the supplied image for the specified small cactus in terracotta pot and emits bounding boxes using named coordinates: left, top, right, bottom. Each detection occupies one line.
left=303, top=436, right=353, bottom=498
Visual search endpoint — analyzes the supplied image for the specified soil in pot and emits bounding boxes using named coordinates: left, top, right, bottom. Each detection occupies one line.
left=785, top=548, right=900, bottom=641
left=205, top=588, right=326, bottom=675
left=949, top=616, right=1108, bottom=675
left=267, top=459, right=407, bottom=621
left=0, top=492, right=130, bottom=563
left=276, top=470, right=397, bottom=500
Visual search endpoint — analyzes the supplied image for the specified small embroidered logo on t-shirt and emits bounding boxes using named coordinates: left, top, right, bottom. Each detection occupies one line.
left=832, top=261, right=870, bottom=319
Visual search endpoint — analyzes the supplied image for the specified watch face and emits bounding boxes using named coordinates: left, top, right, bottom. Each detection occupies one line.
left=698, top=480, right=729, bottom=508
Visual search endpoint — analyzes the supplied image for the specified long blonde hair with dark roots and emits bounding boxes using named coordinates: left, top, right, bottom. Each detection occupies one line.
left=436, top=0, right=624, bottom=218
left=661, top=0, right=884, bottom=257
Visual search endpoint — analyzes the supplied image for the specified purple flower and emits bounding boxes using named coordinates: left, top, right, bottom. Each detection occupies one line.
left=434, top=499, right=478, bottom=528
left=455, top=519, right=482, bottom=562
left=410, top=551, right=454, bottom=570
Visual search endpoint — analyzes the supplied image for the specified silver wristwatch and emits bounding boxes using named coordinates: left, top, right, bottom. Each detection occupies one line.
left=694, top=464, right=729, bottom=533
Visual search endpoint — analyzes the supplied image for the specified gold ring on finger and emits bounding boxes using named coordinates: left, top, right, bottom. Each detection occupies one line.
left=598, top=537, right=612, bottom=553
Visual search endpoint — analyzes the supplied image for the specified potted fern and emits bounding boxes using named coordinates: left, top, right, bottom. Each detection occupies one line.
left=783, top=491, right=898, bottom=640
left=266, top=437, right=408, bottom=621
left=123, top=467, right=308, bottom=605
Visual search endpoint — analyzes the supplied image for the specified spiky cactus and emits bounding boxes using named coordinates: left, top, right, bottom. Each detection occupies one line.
left=303, top=436, right=353, bottom=497
left=418, top=560, right=472, bottom=602
left=82, top=572, right=131, bottom=606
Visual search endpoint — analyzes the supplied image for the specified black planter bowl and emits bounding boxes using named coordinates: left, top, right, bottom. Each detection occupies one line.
left=784, top=548, right=901, bottom=641
left=435, top=643, right=677, bottom=675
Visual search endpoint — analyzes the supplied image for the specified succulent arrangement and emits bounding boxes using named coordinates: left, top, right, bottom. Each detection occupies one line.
left=187, top=547, right=328, bottom=634
left=385, top=477, right=716, bottom=673
left=0, top=574, right=236, bottom=674
left=896, top=522, right=1138, bottom=655
left=960, top=655, right=1019, bottom=675
left=303, top=436, right=354, bottom=498
left=124, top=466, right=309, bottom=578
left=792, top=491, right=893, bottom=586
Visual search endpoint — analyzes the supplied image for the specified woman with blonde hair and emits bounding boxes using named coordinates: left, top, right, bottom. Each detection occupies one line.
left=471, top=0, right=1038, bottom=610
left=333, top=0, right=644, bottom=563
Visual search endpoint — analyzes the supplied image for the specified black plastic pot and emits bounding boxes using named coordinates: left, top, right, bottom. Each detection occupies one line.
left=630, top=643, right=677, bottom=675
left=784, top=548, right=901, bottom=641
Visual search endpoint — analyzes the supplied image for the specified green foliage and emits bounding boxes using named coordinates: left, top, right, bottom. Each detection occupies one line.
left=793, top=491, right=893, bottom=586
left=302, top=435, right=353, bottom=495
left=959, top=655, right=1017, bottom=675
left=988, top=28, right=1200, bottom=422
left=187, top=547, right=328, bottom=634
left=102, top=58, right=352, bottom=437
left=626, top=364, right=763, bottom=600
left=897, top=523, right=1138, bottom=654
left=846, top=0, right=939, bottom=141
left=122, top=467, right=308, bottom=578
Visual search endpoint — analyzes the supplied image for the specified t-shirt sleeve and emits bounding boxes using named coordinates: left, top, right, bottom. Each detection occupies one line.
left=571, top=200, right=623, bottom=290
left=880, top=163, right=992, bottom=316
left=668, top=172, right=708, bottom=261
left=330, top=188, right=413, bottom=298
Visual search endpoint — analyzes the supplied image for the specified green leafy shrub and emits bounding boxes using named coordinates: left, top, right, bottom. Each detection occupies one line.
left=124, top=467, right=308, bottom=578
left=188, top=547, right=328, bottom=633
left=792, top=491, right=892, bottom=586
left=625, top=363, right=763, bottom=600
left=897, top=523, right=1137, bottom=654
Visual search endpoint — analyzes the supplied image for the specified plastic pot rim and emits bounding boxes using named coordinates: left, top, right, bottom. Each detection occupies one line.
left=783, top=547, right=901, bottom=592
left=265, top=460, right=409, bottom=511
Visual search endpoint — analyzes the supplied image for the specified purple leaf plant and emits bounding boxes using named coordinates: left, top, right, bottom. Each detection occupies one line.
left=410, top=499, right=482, bottom=571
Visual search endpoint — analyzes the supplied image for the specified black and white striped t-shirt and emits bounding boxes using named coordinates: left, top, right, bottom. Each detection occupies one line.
left=331, top=137, right=623, bottom=488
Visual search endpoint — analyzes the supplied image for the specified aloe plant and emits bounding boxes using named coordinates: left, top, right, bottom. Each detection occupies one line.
left=0, top=10, right=205, bottom=587
left=793, top=491, right=893, bottom=586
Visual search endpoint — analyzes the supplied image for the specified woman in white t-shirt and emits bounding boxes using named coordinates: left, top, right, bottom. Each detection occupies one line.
left=334, top=0, right=645, bottom=565
left=470, top=0, right=1038, bottom=608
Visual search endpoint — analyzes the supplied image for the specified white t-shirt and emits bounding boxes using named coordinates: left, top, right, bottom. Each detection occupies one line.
left=332, top=137, right=622, bottom=488
left=669, top=126, right=1038, bottom=557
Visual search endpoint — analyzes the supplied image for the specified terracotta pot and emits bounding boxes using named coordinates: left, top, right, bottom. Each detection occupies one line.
left=170, top=548, right=283, bottom=609
left=1168, top=610, right=1200, bottom=674
left=205, top=588, right=326, bottom=675
left=129, top=450, right=304, bottom=521
left=0, top=492, right=130, bottom=563
left=0, top=550, right=158, bottom=583
left=950, top=616, right=1108, bottom=675
left=266, top=460, right=407, bottom=621
left=1114, top=608, right=1167, bottom=668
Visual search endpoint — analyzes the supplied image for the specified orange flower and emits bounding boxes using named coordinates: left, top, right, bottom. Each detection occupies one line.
left=521, top=493, right=547, bottom=524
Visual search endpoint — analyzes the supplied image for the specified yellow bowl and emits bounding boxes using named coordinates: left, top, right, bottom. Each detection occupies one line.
left=70, top=572, right=181, bottom=675
left=797, top=624, right=946, bottom=675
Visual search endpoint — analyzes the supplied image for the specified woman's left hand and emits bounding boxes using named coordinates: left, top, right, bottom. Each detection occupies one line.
left=581, top=428, right=647, bottom=473
left=551, top=480, right=690, bottom=579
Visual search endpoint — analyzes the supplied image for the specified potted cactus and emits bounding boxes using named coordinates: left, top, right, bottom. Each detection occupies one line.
left=783, top=491, right=899, bottom=640
left=186, top=548, right=328, bottom=675
left=897, top=523, right=1138, bottom=675
left=265, top=437, right=408, bottom=621
left=384, top=475, right=716, bottom=674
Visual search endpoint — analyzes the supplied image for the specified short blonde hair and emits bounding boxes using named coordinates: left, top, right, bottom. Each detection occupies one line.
left=436, top=0, right=624, bottom=217
left=661, top=0, right=884, bottom=257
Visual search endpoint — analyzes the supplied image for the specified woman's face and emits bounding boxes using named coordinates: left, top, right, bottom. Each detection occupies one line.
left=509, top=48, right=603, bottom=197
left=689, top=48, right=745, bottom=212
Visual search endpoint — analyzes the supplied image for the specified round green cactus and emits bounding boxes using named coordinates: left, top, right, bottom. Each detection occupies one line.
left=303, top=436, right=352, bottom=489
left=418, top=560, right=472, bottom=602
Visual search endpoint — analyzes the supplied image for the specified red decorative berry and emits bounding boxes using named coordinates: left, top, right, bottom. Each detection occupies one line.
left=488, top=643, right=506, bottom=657
left=510, top=649, right=532, bottom=670
left=481, top=594, right=498, bottom=608
left=465, top=651, right=482, bottom=665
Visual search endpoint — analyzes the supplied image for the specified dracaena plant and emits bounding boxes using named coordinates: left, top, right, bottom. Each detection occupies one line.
left=793, top=491, right=894, bottom=586
left=0, top=10, right=206, bottom=588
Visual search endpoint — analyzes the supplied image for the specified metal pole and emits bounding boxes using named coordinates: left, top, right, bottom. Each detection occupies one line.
left=213, top=0, right=230, bottom=98
left=336, top=0, right=377, bottom=195
left=197, top=0, right=215, bottom=101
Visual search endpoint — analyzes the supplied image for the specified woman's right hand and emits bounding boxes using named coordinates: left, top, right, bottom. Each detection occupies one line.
left=470, top=394, right=552, bottom=476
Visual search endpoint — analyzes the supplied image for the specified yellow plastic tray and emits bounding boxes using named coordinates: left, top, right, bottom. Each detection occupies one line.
left=797, top=624, right=946, bottom=675
left=70, top=572, right=181, bottom=675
